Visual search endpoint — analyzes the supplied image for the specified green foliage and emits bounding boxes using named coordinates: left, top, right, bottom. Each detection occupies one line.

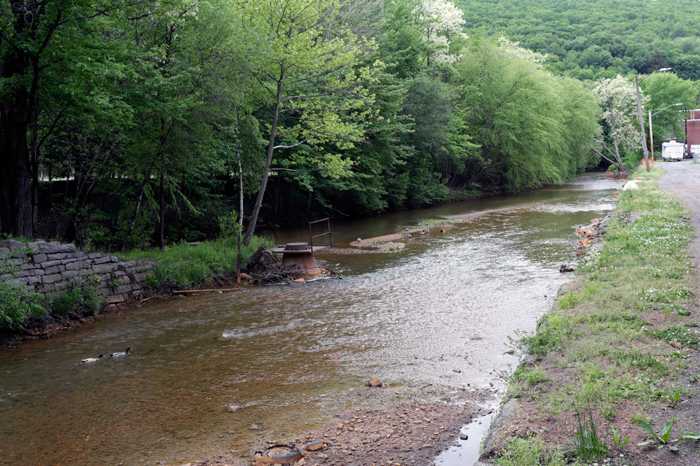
left=573, top=406, right=608, bottom=461
left=636, top=417, right=675, bottom=446
left=494, top=437, right=566, bottom=466
left=123, top=236, right=268, bottom=289
left=455, top=0, right=700, bottom=81
left=48, top=280, right=102, bottom=318
left=647, top=326, right=700, bottom=350
left=0, top=284, right=46, bottom=330
left=0, top=247, right=47, bottom=330
left=610, top=426, right=630, bottom=451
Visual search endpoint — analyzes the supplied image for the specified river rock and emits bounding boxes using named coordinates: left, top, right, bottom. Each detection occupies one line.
left=367, top=376, right=382, bottom=387
left=227, top=404, right=242, bottom=412
left=306, top=440, right=325, bottom=451
left=460, top=432, right=468, bottom=440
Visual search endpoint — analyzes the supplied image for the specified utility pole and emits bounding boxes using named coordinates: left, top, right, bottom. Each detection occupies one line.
left=634, top=75, right=650, bottom=172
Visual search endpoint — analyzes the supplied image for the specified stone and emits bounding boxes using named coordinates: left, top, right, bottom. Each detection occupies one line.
left=27, top=276, right=43, bottom=285
left=32, top=253, right=48, bottom=264
left=93, top=263, right=117, bottom=274
left=134, top=273, right=149, bottom=282
left=5, top=277, right=29, bottom=285
left=0, top=240, right=26, bottom=251
left=88, top=253, right=102, bottom=259
left=32, top=241, right=65, bottom=254
left=44, top=266, right=60, bottom=275
left=42, top=273, right=63, bottom=284
left=306, top=440, right=325, bottom=451
left=61, top=270, right=77, bottom=280
left=41, top=260, right=62, bottom=269
left=227, top=404, right=242, bottom=412
left=249, top=424, right=261, bottom=430
left=367, top=376, right=382, bottom=388
left=47, top=253, right=67, bottom=260
left=54, top=281, right=70, bottom=291
left=60, top=258, right=77, bottom=265
left=65, top=261, right=86, bottom=271
left=113, top=284, right=133, bottom=294
left=93, top=256, right=112, bottom=265
left=110, top=256, right=119, bottom=262
left=460, top=432, right=468, bottom=440
left=107, top=294, right=127, bottom=304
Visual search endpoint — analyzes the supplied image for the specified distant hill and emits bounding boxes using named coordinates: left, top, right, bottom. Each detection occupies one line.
left=456, top=0, right=700, bottom=81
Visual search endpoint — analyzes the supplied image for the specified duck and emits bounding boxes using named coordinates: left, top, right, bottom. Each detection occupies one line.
left=404, top=227, right=410, bottom=231
left=440, top=229, right=445, bottom=233
left=109, top=347, right=131, bottom=358
left=356, top=238, right=362, bottom=242
left=407, top=234, right=413, bottom=239
left=80, top=354, right=103, bottom=364
left=420, top=230, right=426, bottom=235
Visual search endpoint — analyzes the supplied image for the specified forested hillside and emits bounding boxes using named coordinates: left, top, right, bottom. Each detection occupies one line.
left=0, top=0, right=694, bottom=250
left=457, top=0, right=700, bottom=81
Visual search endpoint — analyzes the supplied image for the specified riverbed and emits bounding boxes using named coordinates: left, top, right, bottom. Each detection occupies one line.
left=0, top=174, right=623, bottom=466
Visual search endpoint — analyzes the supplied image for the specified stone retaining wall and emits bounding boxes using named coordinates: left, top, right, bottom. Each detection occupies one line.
left=0, top=240, right=154, bottom=306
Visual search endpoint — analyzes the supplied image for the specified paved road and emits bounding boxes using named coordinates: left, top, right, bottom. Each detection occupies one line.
left=657, top=159, right=700, bottom=259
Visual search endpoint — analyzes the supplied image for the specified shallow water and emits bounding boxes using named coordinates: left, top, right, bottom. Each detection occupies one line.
left=0, top=174, right=623, bottom=466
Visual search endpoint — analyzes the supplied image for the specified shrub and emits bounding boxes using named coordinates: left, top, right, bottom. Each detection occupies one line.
left=48, top=280, right=102, bottom=318
left=0, top=284, right=46, bottom=330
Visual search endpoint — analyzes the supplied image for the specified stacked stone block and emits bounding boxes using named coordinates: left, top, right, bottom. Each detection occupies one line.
left=0, top=240, right=154, bottom=305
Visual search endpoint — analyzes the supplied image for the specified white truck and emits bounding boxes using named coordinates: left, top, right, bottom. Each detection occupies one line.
left=662, top=140, right=684, bottom=161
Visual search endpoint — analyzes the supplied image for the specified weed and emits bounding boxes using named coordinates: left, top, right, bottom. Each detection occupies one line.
left=49, top=280, right=102, bottom=318
left=665, top=389, right=681, bottom=407
left=493, top=437, right=566, bottom=466
left=610, top=426, right=630, bottom=451
left=573, top=406, right=608, bottom=461
left=636, top=417, right=675, bottom=447
left=647, top=326, right=700, bottom=350
left=600, top=405, right=616, bottom=421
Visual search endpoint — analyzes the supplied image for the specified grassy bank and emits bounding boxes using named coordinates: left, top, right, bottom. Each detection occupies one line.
left=115, top=236, right=268, bottom=290
left=1, top=236, right=267, bottom=336
left=491, top=167, right=700, bottom=464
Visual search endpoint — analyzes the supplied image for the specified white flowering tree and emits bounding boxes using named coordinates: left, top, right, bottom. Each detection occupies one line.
left=415, top=0, right=467, bottom=65
left=497, top=37, right=548, bottom=68
left=590, top=75, right=648, bottom=174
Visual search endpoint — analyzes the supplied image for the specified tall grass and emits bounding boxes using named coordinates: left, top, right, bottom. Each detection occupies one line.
left=116, top=236, right=269, bottom=289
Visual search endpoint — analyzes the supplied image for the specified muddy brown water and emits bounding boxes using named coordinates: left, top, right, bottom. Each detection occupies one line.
left=0, top=174, right=623, bottom=466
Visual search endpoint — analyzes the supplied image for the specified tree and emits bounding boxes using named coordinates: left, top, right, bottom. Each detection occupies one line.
left=234, top=0, right=375, bottom=245
left=591, top=75, right=647, bottom=174
left=415, top=0, right=467, bottom=66
left=640, top=72, right=699, bottom=147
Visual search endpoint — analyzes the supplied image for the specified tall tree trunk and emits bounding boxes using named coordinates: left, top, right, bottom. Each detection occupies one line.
left=236, top=110, right=243, bottom=282
left=121, top=167, right=153, bottom=251
left=0, top=55, right=33, bottom=238
left=242, top=80, right=284, bottom=246
left=159, top=167, right=165, bottom=252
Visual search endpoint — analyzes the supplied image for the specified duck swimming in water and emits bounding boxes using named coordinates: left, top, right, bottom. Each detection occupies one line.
left=80, top=354, right=103, bottom=364
left=109, top=347, right=131, bottom=358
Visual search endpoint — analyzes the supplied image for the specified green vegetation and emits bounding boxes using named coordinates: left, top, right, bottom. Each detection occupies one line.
left=1, top=249, right=100, bottom=332
left=457, top=0, right=700, bottom=81
left=494, top=437, right=566, bottom=466
left=501, top=167, right=700, bottom=463
left=8, top=0, right=696, bottom=251
left=118, top=236, right=268, bottom=289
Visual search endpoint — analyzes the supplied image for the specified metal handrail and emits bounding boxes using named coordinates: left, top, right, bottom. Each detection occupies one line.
left=309, top=218, right=332, bottom=253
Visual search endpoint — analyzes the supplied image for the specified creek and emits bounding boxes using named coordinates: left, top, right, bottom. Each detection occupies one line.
left=0, top=174, right=623, bottom=466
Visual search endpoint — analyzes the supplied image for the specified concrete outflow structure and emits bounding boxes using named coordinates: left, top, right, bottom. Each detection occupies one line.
left=270, top=242, right=323, bottom=275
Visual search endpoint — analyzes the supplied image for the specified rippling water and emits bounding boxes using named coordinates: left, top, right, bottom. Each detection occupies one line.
left=0, top=174, right=623, bottom=465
